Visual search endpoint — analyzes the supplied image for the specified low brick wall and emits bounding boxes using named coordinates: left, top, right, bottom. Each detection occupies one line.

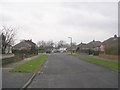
left=2, top=55, right=23, bottom=66
left=2, top=54, right=38, bottom=66
left=99, top=54, right=119, bottom=60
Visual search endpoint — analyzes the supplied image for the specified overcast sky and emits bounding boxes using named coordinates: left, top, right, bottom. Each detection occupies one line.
left=0, top=0, right=118, bottom=44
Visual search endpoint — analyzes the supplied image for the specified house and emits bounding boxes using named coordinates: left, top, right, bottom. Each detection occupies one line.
left=76, top=42, right=88, bottom=52
left=13, top=40, right=38, bottom=55
left=102, top=35, right=118, bottom=46
left=76, top=40, right=102, bottom=55
left=99, top=44, right=105, bottom=52
left=102, top=35, right=119, bottom=55
left=87, top=40, right=101, bottom=51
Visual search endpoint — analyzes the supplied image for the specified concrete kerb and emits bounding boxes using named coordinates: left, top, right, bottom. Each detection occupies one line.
left=20, top=55, right=48, bottom=90
left=20, top=72, right=36, bottom=90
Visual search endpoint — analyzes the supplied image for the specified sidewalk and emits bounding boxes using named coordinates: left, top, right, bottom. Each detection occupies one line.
left=2, top=54, right=40, bottom=88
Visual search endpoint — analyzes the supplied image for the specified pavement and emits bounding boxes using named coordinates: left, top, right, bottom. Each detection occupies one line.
left=28, top=53, right=118, bottom=88
left=2, top=69, right=32, bottom=88
left=2, top=54, right=40, bottom=88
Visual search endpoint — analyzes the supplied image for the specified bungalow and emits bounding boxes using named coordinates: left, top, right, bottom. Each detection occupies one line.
left=76, top=40, right=102, bottom=55
left=13, top=40, right=38, bottom=55
left=87, top=40, right=101, bottom=51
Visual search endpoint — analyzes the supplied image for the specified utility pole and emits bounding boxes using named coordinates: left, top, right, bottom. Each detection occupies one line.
left=68, top=37, right=72, bottom=55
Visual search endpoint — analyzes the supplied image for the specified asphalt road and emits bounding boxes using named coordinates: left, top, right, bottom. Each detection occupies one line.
left=28, top=53, right=118, bottom=88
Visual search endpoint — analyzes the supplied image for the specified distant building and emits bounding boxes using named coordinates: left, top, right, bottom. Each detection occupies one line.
left=77, top=40, right=101, bottom=53
left=67, top=45, right=77, bottom=53
left=59, top=47, right=67, bottom=52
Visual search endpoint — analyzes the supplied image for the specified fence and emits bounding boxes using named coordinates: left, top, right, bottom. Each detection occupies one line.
left=99, top=54, right=119, bottom=60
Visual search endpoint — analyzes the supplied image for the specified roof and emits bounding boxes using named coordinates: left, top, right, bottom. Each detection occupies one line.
left=102, top=37, right=119, bottom=45
left=77, top=42, right=87, bottom=48
left=87, top=40, right=101, bottom=48
left=25, top=40, right=36, bottom=46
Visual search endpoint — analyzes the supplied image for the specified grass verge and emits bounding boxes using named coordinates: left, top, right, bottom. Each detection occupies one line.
left=10, top=54, right=48, bottom=73
left=81, top=57, right=119, bottom=71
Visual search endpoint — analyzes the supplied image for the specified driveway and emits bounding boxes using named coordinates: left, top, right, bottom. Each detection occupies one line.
left=28, top=53, right=118, bottom=88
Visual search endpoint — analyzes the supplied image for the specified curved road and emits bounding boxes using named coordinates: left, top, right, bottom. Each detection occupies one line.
left=28, top=53, right=118, bottom=88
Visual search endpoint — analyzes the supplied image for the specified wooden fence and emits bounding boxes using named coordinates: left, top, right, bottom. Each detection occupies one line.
left=99, top=54, right=119, bottom=60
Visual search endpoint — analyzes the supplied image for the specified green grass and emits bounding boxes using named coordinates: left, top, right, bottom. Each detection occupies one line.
left=81, top=57, right=119, bottom=71
left=10, top=54, right=48, bottom=73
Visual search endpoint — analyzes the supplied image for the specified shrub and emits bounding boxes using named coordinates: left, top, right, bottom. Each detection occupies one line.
left=93, top=51, right=100, bottom=56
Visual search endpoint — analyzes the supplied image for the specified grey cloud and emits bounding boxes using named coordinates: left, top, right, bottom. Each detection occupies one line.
left=1, top=1, right=118, bottom=44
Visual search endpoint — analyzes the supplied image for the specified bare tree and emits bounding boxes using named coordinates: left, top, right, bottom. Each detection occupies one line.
left=58, top=40, right=66, bottom=48
left=37, top=40, right=55, bottom=53
left=0, top=26, right=16, bottom=54
left=72, top=42, right=77, bottom=46
left=37, top=40, right=46, bottom=48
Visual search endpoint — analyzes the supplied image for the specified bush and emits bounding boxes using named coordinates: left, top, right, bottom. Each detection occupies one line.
left=88, top=49, right=94, bottom=55
left=93, top=51, right=100, bottom=56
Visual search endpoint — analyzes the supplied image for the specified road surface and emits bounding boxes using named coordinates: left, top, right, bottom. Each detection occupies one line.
left=28, top=53, right=118, bottom=88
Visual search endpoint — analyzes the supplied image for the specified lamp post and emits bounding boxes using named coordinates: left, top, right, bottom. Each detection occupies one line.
left=68, top=37, right=72, bottom=55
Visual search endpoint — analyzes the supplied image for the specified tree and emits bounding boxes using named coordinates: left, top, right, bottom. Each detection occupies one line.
left=37, top=40, right=46, bottom=48
left=0, top=26, right=16, bottom=54
left=46, top=40, right=54, bottom=48
left=58, top=40, right=66, bottom=48
left=72, top=42, right=76, bottom=46
left=37, top=40, right=46, bottom=53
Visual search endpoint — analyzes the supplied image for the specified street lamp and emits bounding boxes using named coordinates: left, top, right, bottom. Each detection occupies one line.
left=68, top=37, right=72, bottom=55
